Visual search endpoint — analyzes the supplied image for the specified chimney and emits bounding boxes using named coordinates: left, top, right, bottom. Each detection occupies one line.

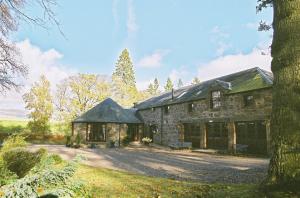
left=133, top=102, right=137, bottom=108
left=171, top=88, right=174, bottom=100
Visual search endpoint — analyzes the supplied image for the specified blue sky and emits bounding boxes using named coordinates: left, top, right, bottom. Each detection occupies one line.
left=14, top=0, right=272, bottom=85
left=0, top=0, right=273, bottom=118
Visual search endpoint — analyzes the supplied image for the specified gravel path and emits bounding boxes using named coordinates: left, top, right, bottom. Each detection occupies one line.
left=29, top=144, right=269, bottom=184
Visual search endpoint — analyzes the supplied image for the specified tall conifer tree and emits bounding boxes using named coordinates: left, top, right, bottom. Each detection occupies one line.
left=112, top=49, right=136, bottom=88
left=177, top=79, right=184, bottom=88
left=164, top=78, right=173, bottom=91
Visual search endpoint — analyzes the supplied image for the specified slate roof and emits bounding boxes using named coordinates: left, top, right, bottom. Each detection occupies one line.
left=135, top=67, right=273, bottom=110
left=73, top=98, right=142, bottom=123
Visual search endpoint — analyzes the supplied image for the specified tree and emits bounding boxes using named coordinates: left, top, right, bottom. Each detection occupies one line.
left=23, top=75, right=53, bottom=134
left=177, top=79, right=184, bottom=88
left=260, top=0, right=300, bottom=187
left=0, top=0, right=59, bottom=92
left=147, top=83, right=155, bottom=95
left=191, top=77, right=200, bottom=85
left=112, top=49, right=136, bottom=88
left=55, top=74, right=111, bottom=131
left=147, top=78, right=161, bottom=96
left=112, top=49, right=140, bottom=107
left=164, top=78, right=173, bottom=91
left=153, top=78, right=160, bottom=94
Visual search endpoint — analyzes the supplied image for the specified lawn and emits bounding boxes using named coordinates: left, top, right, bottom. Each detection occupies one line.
left=0, top=119, right=63, bottom=134
left=75, top=165, right=264, bottom=198
left=0, top=119, right=27, bottom=133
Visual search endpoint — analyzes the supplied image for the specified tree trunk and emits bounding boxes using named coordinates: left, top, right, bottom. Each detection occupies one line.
left=267, top=0, right=300, bottom=186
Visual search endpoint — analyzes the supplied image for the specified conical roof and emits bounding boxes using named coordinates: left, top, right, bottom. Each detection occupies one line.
left=73, top=98, right=142, bottom=124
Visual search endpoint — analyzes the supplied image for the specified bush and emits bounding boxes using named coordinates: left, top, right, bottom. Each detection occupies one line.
left=27, top=120, right=51, bottom=135
left=2, top=148, right=44, bottom=178
left=106, top=140, right=115, bottom=148
left=122, top=135, right=131, bottom=146
left=0, top=160, right=17, bottom=187
left=0, top=156, right=88, bottom=198
left=142, top=137, right=152, bottom=145
left=65, top=135, right=73, bottom=147
left=1, top=135, right=27, bottom=152
left=74, top=134, right=82, bottom=148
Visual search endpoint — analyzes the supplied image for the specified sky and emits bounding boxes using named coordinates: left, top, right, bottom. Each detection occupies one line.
left=0, top=0, right=273, bottom=119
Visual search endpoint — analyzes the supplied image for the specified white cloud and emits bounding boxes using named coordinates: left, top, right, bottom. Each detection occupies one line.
left=0, top=39, right=76, bottom=119
left=136, top=78, right=154, bottom=91
left=112, top=0, right=120, bottom=30
left=169, top=66, right=189, bottom=83
left=197, top=47, right=272, bottom=81
left=127, top=0, right=138, bottom=34
left=137, top=50, right=170, bottom=68
left=210, top=26, right=231, bottom=56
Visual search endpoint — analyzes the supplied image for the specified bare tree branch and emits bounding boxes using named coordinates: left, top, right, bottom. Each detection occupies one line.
left=0, top=0, right=61, bottom=92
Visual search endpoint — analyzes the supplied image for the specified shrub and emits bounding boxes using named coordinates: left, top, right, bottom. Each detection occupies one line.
left=0, top=156, right=88, bottom=198
left=142, top=137, right=152, bottom=145
left=0, top=159, right=17, bottom=187
left=27, top=120, right=51, bottom=135
left=50, top=154, right=63, bottom=164
left=2, top=148, right=44, bottom=178
left=106, top=140, right=115, bottom=148
left=122, top=135, right=131, bottom=146
left=74, top=134, right=82, bottom=148
left=1, top=135, right=27, bottom=152
left=65, top=135, right=73, bottom=147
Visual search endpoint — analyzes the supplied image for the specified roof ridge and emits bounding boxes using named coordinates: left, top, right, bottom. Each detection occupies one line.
left=136, top=67, right=261, bottom=106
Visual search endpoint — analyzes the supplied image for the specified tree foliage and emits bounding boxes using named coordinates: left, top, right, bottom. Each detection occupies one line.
left=23, top=75, right=53, bottom=134
left=164, top=78, right=173, bottom=92
left=55, top=74, right=110, bottom=133
left=112, top=49, right=136, bottom=89
left=192, top=77, right=200, bottom=85
left=111, top=49, right=144, bottom=107
left=177, top=79, right=184, bottom=88
left=147, top=78, right=160, bottom=96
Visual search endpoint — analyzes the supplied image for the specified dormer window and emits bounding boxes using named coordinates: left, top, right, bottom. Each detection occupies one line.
left=151, top=107, right=155, bottom=112
left=188, top=103, right=194, bottom=113
left=244, top=95, right=254, bottom=107
left=211, top=91, right=221, bottom=109
left=164, top=106, right=170, bottom=114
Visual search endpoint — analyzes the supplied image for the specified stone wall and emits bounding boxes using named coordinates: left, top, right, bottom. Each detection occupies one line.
left=138, top=88, right=272, bottom=151
left=73, top=122, right=129, bottom=146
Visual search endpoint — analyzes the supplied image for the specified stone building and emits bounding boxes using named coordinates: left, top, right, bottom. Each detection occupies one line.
left=73, top=67, right=272, bottom=154
left=72, top=98, right=143, bottom=146
left=135, top=67, right=273, bottom=154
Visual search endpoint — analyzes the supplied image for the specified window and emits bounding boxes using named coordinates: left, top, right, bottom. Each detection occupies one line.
left=151, top=107, right=155, bottom=112
left=87, top=123, right=106, bottom=142
left=211, top=91, right=221, bottom=109
left=188, top=103, right=194, bottom=113
left=164, top=106, right=170, bottom=114
left=244, top=95, right=254, bottom=107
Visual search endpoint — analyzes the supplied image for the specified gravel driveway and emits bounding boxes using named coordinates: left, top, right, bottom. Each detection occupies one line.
left=30, top=144, right=269, bottom=184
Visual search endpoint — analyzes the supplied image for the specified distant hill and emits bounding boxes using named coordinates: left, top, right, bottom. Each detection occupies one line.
left=0, top=108, right=28, bottom=120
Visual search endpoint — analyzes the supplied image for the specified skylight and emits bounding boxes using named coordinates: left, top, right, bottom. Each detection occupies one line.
left=177, top=91, right=187, bottom=98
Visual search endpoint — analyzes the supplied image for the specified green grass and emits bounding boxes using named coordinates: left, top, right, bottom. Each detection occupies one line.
left=0, top=120, right=27, bottom=134
left=75, top=165, right=265, bottom=198
left=0, top=119, right=64, bottom=134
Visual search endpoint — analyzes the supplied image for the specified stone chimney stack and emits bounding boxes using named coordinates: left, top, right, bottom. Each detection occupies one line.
left=171, top=88, right=174, bottom=100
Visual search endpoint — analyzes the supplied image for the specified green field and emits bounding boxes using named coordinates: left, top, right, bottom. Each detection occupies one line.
left=0, top=119, right=63, bottom=134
